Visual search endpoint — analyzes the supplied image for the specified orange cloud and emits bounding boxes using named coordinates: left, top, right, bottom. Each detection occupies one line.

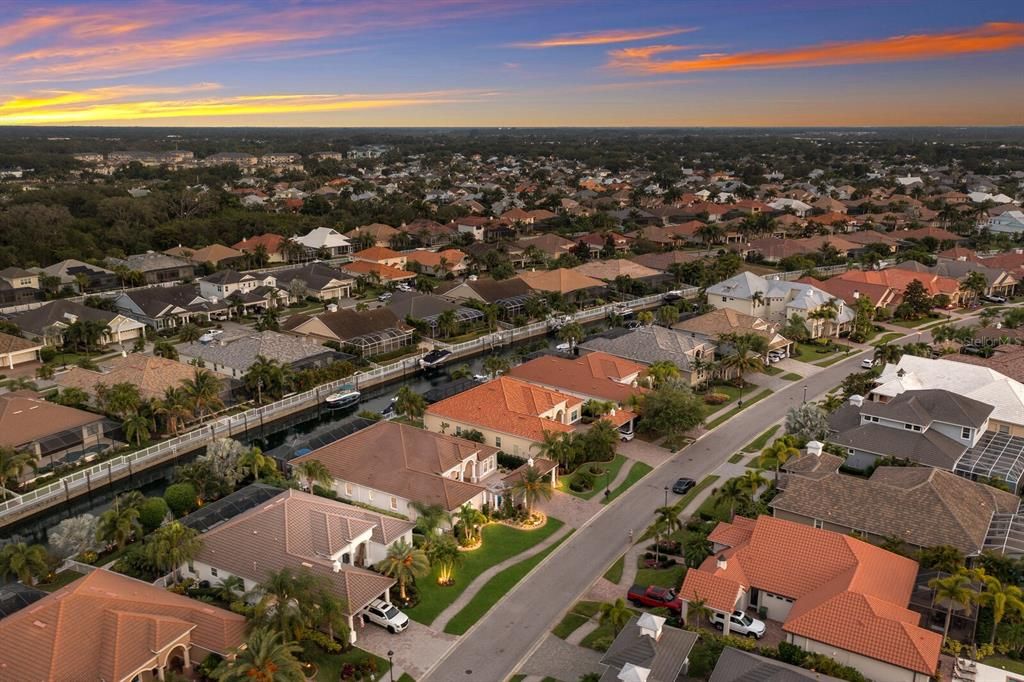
left=608, top=22, right=1024, bottom=73
left=0, top=87, right=496, bottom=124
left=512, top=27, right=696, bottom=48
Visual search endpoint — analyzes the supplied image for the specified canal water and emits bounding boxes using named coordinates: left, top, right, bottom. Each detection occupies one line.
left=7, top=330, right=590, bottom=543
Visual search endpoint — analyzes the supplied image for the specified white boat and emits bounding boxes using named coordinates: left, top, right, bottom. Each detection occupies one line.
left=325, top=387, right=361, bottom=408
left=419, top=349, right=452, bottom=369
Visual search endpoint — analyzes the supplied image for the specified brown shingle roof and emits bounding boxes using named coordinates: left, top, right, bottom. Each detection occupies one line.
left=0, top=331, right=42, bottom=355
left=194, top=489, right=401, bottom=616
left=55, top=354, right=200, bottom=402
left=0, top=569, right=245, bottom=682
left=293, top=422, right=497, bottom=511
left=0, top=391, right=105, bottom=449
left=518, top=268, right=605, bottom=294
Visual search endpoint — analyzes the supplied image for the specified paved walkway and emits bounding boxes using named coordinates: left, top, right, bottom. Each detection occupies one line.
left=432, top=522, right=574, bottom=631
left=565, top=619, right=600, bottom=646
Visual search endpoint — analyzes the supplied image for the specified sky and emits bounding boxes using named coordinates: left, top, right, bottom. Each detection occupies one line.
left=0, top=0, right=1022, bottom=127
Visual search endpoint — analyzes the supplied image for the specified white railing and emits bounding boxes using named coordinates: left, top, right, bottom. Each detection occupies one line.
left=0, top=352, right=424, bottom=522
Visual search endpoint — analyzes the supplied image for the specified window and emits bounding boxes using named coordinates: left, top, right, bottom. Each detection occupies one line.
left=390, top=496, right=398, bottom=510
left=813, top=519, right=823, bottom=529
left=495, top=436, right=502, bottom=448
left=455, top=426, right=462, bottom=435
left=999, top=424, right=1011, bottom=434
left=210, top=567, right=218, bottom=577
left=367, top=490, right=373, bottom=502
left=962, top=427, right=972, bottom=440
left=345, top=482, right=353, bottom=496
left=571, top=411, right=578, bottom=421
left=188, top=562, right=195, bottom=574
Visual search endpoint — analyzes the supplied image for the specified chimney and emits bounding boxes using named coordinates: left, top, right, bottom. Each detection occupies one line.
left=806, top=440, right=824, bottom=457
left=716, top=554, right=728, bottom=571
left=848, top=394, right=864, bottom=407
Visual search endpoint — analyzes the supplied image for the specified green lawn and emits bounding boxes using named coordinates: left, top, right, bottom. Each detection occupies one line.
left=635, top=563, right=686, bottom=589
left=742, top=425, right=780, bottom=452
left=580, top=620, right=618, bottom=651
left=706, top=382, right=743, bottom=402
left=558, top=455, right=627, bottom=500
left=552, top=612, right=590, bottom=639
left=781, top=372, right=802, bottom=381
left=676, top=475, right=718, bottom=514
left=398, top=675, right=416, bottom=682
left=602, top=462, right=653, bottom=504
left=405, top=518, right=564, bottom=625
left=871, top=331, right=904, bottom=346
left=792, top=342, right=834, bottom=363
left=889, top=314, right=944, bottom=328
left=37, top=570, right=84, bottom=592
left=815, top=352, right=853, bottom=368
left=301, top=643, right=389, bottom=682
left=982, top=656, right=1024, bottom=675
left=727, top=453, right=744, bottom=464
left=761, top=365, right=783, bottom=376
left=444, top=532, right=572, bottom=635
left=704, top=389, right=772, bottom=429
left=603, top=555, right=625, bottom=584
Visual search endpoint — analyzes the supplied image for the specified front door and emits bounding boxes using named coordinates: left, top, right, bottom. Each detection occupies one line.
left=749, top=588, right=760, bottom=609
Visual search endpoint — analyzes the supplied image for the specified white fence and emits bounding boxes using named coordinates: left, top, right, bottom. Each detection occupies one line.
left=0, top=354, right=423, bottom=523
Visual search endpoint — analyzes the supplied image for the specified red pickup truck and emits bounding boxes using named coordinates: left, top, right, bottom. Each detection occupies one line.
left=627, top=584, right=683, bottom=613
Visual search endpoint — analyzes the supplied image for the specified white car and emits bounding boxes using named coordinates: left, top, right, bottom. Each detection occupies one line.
left=198, top=330, right=223, bottom=344
left=362, top=599, right=409, bottom=633
left=397, top=283, right=413, bottom=292
left=619, top=426, right=635, bottom=442
left=861, top=358, right=876, bottom=369
left=710, top=610, right=766, bottom=639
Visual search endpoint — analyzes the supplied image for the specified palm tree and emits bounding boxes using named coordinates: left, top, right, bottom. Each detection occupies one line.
left=152, top=339, right=179, bottom=360
left=929, top=569, right=979, bottom=643
left=979, top=576, right=1024, bottom=645
left=144, top=521, right=201, bottom=581
left=97, top=382, right=142, bottom=419
left=177, top=323, right=202, bottom=343
left=511, top=465, right=553, bottom=517
left=740, top=469, right=767, bottom=498
left=0, top=543, right=48, bottom=585
left=253, top=568, right=320, bottom=641
left=654, top=505, right=682, bottom=562
left=214, top=628, right=305, bottom=682
left=427, top=534, right=463, bottom=585
left=449, top=364, right=473, bottom=381
left=599, top=598, right=633, bottom=636
left=455, top=503, right=486, bottom=544
left=436, top=309, right=459, bottom=338
left=412, top=502, right=451, bottom=537
left=758, top=436, right=801, bottom=485
left=96, top=505, right=142, bottom=551
left=293, top=459, right=333, bottom=492
left=531, top=430, right=576, bottom=471
left=557, top=322, right=585, bottom=349
left=377, top=539, right=429, bottom=601
left=717, top=478, right=749, bottom=520
left=874, top=342, right=903, bottom=366
left=182, top=368, right=224, bottom=417
left=684, top=534, right=712, bottom=568
left=686, top=597, right=713, bottom=628
left=122, top=410, right=153, bottom=446
left=0, top=446, right=38, bottom=494
left=153, top=386, right=191, bottom=435
left=636, top=311, right=655, bottom=327
left=394, top=385, right=427, bottom=419
left=215, top=574, right=247, bottom=603
left=719, top=333, right=766, bottom=395
left=238, top=447, right=275, bottom=481
left=244, top=356, right=292, bottom=404
left=646, top=360, right=680, bottom=388
left=483, top=354, right=510, bottom=378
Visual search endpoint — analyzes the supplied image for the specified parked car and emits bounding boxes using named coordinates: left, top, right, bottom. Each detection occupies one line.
left=710, top=610, right=766, bottom=639
left=861, top=357, right=876, bottom=369
left=671, top=477, right=696, bottom=495
left=627, top=584, right=682, bottom=613
left=983, top=295, right=1007, bottom=304
left=361, top=599, right=409, bottom=633
left=396, top=283, right=413, bottom=292
left=198, top=329, right=223, bottom=344
left=377, top=292, right=393, bottom=302
left=768, top=350, right=785, bottom=362
left=619, top=425, right=635, bottom=442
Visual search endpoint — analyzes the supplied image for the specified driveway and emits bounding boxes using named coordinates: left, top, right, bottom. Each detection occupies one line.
left=355, top=620, right=456, bottom=681
left=422, top=350, right=874, bottom=682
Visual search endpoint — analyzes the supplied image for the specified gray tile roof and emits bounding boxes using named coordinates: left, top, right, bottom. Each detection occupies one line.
left=709, top=647, right=845, bottom=682
left=860, top=389, right=993, bottom=428
left=830, top=423, right=967, bottom=469
left=11, top=299, right=118, bottom=338
left=581, top=326, right=711, bottom=372
left=600, top=615, right=698, bottom=682
left=179, top=331, right=334, bottom=373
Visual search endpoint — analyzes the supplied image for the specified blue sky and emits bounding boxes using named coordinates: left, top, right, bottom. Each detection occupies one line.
left=0, top=0, right=1021, bottom=125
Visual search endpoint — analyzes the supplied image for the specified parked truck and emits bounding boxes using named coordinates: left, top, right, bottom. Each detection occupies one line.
left=627, top=584, right=683, bottom=613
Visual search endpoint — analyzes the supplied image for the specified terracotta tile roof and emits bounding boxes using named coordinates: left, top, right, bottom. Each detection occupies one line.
left=518, top=268, right=605, bottom=294
left=166, top=243, right=244, bottom=265
left=404, top=249, right=467, bottom=270
left=0, top=569, right=245, bottom=681
left=426, top=376, right=581, bottom=442
left=898, top=226, right=962, bottom=242
left=340, top=260, right=416, bottom=282
left=55, top=354, right=200, bottom=402
left=707, top=516, right=756, bottom=547
left=353, top=246, right=403, bottom=261
left=797, top=276, right=896, bottom=308
left=194, top=489, right=403, bottom=616
left=0, top=331, right=42, bottom=356
left=678, top=568, right=745, bottom=612
left=672, top=309, right=787, bottom=347
left=0, top=391, right=105, bottom=449
left=572, top=259, right=661, bottom=281
left=233, top=233, right=287, bottom=254
left=348, top=223, right=400, bottom=240
left=832, top=268, right=961, bottom=298
left=293, top=421, right=497, bottom=512
left=506, top=351, right=647, bottom=404
left=680, top=516, right=940, bottom=676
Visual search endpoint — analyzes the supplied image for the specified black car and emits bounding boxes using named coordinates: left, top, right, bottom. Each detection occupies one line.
left=672, top=477, right=696, bottom=495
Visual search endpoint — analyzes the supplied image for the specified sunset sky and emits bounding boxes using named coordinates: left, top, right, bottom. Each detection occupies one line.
left=1, top=0, right=1022, bottom=127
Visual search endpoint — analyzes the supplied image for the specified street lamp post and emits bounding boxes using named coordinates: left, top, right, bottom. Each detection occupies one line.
left=803, top=385, right=808, bottom=404
left=664, top=486, right=669, bottom=507
left=387, top=650, right=394, bottom=682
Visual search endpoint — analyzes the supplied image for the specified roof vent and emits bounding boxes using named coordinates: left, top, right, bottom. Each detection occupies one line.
left=848, top=394, right=864, bottom=407
left=716, top=554, right=728, bottom=571
left=806, top=440, right=824, bottom=457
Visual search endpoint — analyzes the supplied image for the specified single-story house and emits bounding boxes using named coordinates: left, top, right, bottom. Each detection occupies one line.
left=0, top=331, right=43, bottom=369
left=0, top=391, right=116, bottom=473
left=581, top=327, right=716, bottom=387
left=284, top=307, right=413, bottom=357
left=113, top=284, right=228, bottom=329
left=11, top=299, right=146, bottom=349
left=178, top=330, right=340, bottom=380
left=266, top=263, right=354, bottom=301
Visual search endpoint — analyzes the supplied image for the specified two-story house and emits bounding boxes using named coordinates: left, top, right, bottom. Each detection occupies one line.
left=11, top=299, right=146, bottom=348
left=266, top=263, right=354, bottom=302
left=292, top=226, right=351, bottom=258
left=107, top=252, right=195, bottom=285
left=581, top=326, right=717, bottom=387
left=706, top=271, right=853, bottom=339
left=424, top=376, right=583, bottom=458
left=0, top=266, right=41, bottom=305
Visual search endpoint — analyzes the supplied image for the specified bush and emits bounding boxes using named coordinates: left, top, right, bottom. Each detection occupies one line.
left=589, top=634, right=614, bottom=653
left=40, top=346, right=57, bottom=363
left=138, top=497, right=169, bottom=532
left=569, top=470, right=594, bottom=493
left=704, top=392, right=730, bottom=405
left=497, top=452, right=526, bottom=469
left=461, top=429, right=485, bottom=443
left=164, top=483, right=198, bottom=517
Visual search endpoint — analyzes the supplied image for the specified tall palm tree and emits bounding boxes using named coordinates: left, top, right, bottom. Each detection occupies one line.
left=153, top=386, right=191, bottom=435
left=377, top=539, right=429, bottom=601
left=394, top=385, right=427, bottom=419
left=557, top=322, right=585, bottom=349
left=97, top=382, right=142, bottom=419
left=436, top=309, right=459, bottom=338
left=511, top=466, right=553, bottom=517
left=758, top=436, right=801, bottom=485
left=244, top=356, right=292, bottom=404
left=874, top=343, right=904, bottom=366
left=455, top=503, right=486, bottom=544
left=654, top=505, right=682, bottom=563
left=144, top=521, right=201, bottom=581
left=532, top=430, right=576, bottom=472
left=0, top=446, right=38, bottom=494
left=928, top=569, right=979, bottom=643
left=292, top=459, right=333, bottom=492
left=717, top=478, right=749, bottom=520
left=719, top=333, right=766, bottom=395
left=96, top=505, right=142, bottom=551
left=646, top=360, right=680, bottom=388
left=740, top=469, right=767, bottom=498
left=427, top=534, right=463, bottom=585
left=182, top=368, right=224, bottom=417
left=122, top=410, right=154, bottom=446
left=483, top=354, right=511, bottom=378
left=214, top=628, right=305, bottom=682
left=0, top=543, right=49, bottom=585
left=599, top=598, right=633, bottom=636
left=686, top=597, right=713, bottom=628
left=979, top=576, right=1024, bottom=645
left=411, top=502, right=451, bottom=540
left=238, top=447, right=275, bottom=481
